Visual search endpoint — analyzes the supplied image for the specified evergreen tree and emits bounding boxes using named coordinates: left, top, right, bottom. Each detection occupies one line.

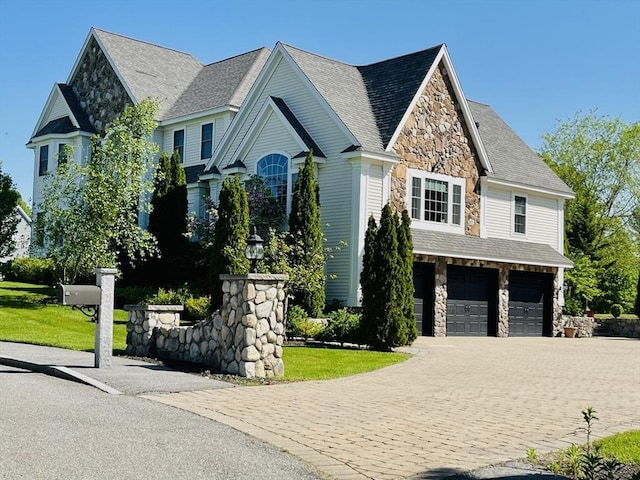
left=635, top=272, right=640, bottom=318
left=209, top=175, right=249, bottom=307
left=360, top=215, right=378, bottom=345
left=397, top=209, right=418, bottom=342
left=0, top=164, right=20, bottom=258
left=288, top=150, right=325, bottom=316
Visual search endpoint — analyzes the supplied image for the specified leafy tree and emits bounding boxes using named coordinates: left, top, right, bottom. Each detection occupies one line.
left=397, top=209, right=418, bottom=343
left=17, top=195, right=31, bottom=218
left=38, top=98, right=159, bottom=282
left=540, top=113, right=640, bottom=312
left=361, top=204, right=413, bottom=351
left=209, top=175, right=249, bottom=307
left=0, top=164, right=20, bottom=258
left=288, top=151, right=325, bottom=317
left=245, top=175, right=286, bottom=235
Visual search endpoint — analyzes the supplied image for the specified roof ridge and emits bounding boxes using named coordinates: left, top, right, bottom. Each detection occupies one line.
left=280, top=43, right=356, bottom=68
left=203, top=47, right=270, bottom=67
left=91, top=27, right=202, bottom=65
left=357, top=44, right=443, bottom=68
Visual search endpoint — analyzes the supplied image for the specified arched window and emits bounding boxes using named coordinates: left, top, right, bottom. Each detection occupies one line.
left=256, top=153, right=288, bottom=207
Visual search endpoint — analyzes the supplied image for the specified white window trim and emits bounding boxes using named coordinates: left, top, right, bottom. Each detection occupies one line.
left=200, top=122, right=214, bottom=160
left=254, top=151, right=292, bottom=214
left=511, top=193, right=527, bottom=237
left=407, top=169, right=465, bottom=234
left=172, top=128, right=185, bottom=163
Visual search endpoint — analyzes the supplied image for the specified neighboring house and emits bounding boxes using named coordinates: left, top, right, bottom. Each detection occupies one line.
left=29, top=28, right=573, bottom=337
left=0, top=206, right=32, bottom=265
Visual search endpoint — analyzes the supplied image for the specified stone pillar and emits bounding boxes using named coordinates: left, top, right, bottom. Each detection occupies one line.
left=433, top=259, right=447, bottom=337
left=95, top=268, right=117, bottom=368
left=552, top=269, right=563, bottom=336
left=220, top=273, right=288, bottom=378
left=124, top=305, right=183, bottom=357
left=497, top=267, right=509, bottom=337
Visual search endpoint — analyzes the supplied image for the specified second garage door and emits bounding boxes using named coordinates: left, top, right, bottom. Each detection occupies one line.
left=508, top=271, right=553, bottom=336
left=446, top=266, right=498, bottom=336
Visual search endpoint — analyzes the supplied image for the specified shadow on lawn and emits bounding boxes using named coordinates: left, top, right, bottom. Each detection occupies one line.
left=0, top=294, right=51, bottom=309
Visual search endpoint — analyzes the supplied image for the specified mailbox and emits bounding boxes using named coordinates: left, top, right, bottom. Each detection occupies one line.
left=58, top=284, right=102, bottom=306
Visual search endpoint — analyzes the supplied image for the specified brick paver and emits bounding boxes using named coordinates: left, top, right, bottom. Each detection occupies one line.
left=143, top=337, right=640, bottom=479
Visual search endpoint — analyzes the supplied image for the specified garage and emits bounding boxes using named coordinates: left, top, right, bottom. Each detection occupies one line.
left=413, top=263, right=435, bottom=336
left=508, top=271, right=553, bottom=336
left=446, top=266, right=498, bottom=336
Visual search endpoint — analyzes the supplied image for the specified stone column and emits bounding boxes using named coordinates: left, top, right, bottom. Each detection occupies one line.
left=433, top=259, right=447, bottom=337
left=220, top=273, right=288, bottom=378
left=552, top=269, right=563, bottom=336
left=497, top=267, right=509, bottom=337
left=95, top=268, right=117, bottom=368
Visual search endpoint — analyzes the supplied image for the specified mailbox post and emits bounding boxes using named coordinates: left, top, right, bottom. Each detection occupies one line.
left=58, top=268, right=117, bottom=368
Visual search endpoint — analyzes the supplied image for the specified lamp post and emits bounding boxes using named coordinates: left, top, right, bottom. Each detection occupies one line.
left=245, top=227, right=264, bottom=273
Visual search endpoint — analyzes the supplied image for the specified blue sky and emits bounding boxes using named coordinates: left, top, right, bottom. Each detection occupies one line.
left=1, top=0, right=638, bottom=203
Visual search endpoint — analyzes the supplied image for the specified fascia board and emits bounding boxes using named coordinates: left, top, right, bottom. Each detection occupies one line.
left=158, top=105, right=237, bottom=127
left=413, top=246, right=573, bottom=269
left=486, top=177, right=575, bottom=199
left=342, top=149, right=399, bottom=166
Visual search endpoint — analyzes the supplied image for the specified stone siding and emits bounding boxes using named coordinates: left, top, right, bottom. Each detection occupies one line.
left=125, top=305, right=183, bottom=357
left=562, top=316, right=596, bottom=338
left=125, top=274, right=288, bottom=378
left=391, top=65, right=482, bottom=236
left=70, top=36, right=132, bottom=133
left=595, top=317, right=640, bottom=338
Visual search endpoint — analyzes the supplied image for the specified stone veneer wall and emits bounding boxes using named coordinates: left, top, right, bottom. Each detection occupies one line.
left=390, top=65, right=483, bottom=236
left=415, top=254, right=561, bottom=337
left=562, top=316, right=596, bottom=338
left=70, top=36, right=132, bottom=133
left=594, top=317, right=640, bottom=338
left=125, top=274, right=288, bottom=378
left=125, top=305, right=183, bottom=357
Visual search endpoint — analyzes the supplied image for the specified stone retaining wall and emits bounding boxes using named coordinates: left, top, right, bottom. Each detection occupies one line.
left=595, top=317, right=640, bottom=338
left=125, top=274, right=288, bottom=378
left=125, top=305, right=183, bottom=357
left=561, top=316, right=596, bottom=338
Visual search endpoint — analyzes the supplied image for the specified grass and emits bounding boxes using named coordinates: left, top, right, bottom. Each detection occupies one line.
left=283, top=346, right=409, bottom=381
left=593, top=430, right=640, bottom=465
left=0, top=281, right=128, bottom=353
left=1, top=281, right=410, bottom=380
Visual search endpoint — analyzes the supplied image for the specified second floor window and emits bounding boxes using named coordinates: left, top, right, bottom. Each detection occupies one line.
left=409, top=169, right=464, bottom=233
left=173, top=129, right=185, bottom=163
left=39, top=145, right=49, bottom=176
left=257, top=153, right=288, bottom=208
left=201, top=123, right=213, bottom=159
left=514, top=195, right=527, bottom=234
left=58, top=143, right=69, bottom=167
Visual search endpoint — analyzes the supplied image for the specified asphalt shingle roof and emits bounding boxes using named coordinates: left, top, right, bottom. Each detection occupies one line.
left=184, top=165, right=206, bottom=184
left=412, top=228, right=572, bottom=268
left=468, top=101, right=573, bottom=195
left=33, top=117, right=77, bottom=137
left=57, top=84, right=96, bottom=133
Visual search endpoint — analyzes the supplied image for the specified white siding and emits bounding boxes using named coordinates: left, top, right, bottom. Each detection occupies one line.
left=243, top=111, right=300, bottom=163
left=48, top=92, right=69, bottom=121
left=366, top=165, right=383, bottom=221
left=214, top=56, right=357, bottom=303
left=161, top=114, right=228, bottom=166
left=485, top=185, right=560, bottom=250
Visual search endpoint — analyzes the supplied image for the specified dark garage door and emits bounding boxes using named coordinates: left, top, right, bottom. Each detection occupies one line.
left=509, top=271, right=553, bottom=336
left=446, top=266, right=498, bottom=336
left=413, top=263, right=435, bottom=336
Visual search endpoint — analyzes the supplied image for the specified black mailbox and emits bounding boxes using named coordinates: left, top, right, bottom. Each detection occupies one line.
left=58, top=284, right=102, bottom=306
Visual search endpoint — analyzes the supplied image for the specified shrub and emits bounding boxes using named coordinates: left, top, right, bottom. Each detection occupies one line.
left=4, top=257, right=57, bottom=284
left=319, top=308, right=362, bottom=344
left=285, top=305, right=324, bottom=340
left=610, top=304, right=623, bottom=319
left=114, top=286, right=155, bottom=309
left=184, top=296, right=210, bottom=320
left=140, top=285, right=210, bottom=322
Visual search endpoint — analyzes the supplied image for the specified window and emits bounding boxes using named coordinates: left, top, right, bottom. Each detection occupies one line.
left=514, top=195, right=526, bottom=234
left=38, top=145, right=49, bottom=176
left=201, top=123, right=213, bottom=160
left=257, top=153, right=288, bottom=208
left=173, top=129, right=185, bottom=163
left=408, top=169, right=464, bottom=232
left=58, top=143, right=68, bottom=167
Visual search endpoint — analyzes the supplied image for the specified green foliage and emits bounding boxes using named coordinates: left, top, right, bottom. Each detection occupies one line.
left=142, top=285, right=210, bottom=321
left=245, top=176, right=286, bottom=234
left=564, top=253, right=602, bottom=315
left=38, top=98, right=159, bottom=283
left=397, top=209, right=418, bottom=343
left=114, top=286, right=155, bottom=308
left=540, top=112, right=640, bottom=314
left=3, top=257, right=56, bottom=285
left=526, top=447, right=539, bottom=463
left=209, top=176, right=249, bottom=307
left=17, top=195, right=31, bottom=218
left=288, top=151, right=325, bottom=316
left=0, top=164, right=20, bottom=258
left=594, top=431, right=640, bottom=466
left=184, top=295, right=211, bottom=320
left=285, top=305, right=324, bottom=340
left=636, top=274, right=640, bottom=318
left=319, top=308, right=362, bottom=345
left=361, top=204, right=413, bottom=351
left=610, top=304, right=623, bottom=319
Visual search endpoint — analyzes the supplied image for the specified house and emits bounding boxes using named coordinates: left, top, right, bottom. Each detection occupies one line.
left=29, top=28, right=573, bottom=337
left=0, top=206, right=32, bottom=265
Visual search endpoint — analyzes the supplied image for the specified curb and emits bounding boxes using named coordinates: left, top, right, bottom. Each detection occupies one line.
left=0, top=355, right=123, bottom=395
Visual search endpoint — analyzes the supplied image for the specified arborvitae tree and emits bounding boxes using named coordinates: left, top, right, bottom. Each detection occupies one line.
left=397, top=209, right=418, bottom=342
left=363, top=203, right=409, bottom=350
left=288, top=150, right=325, bottom=317
left=360, top=215, right=378, bottom=344
left=165, top=150, right=188, bottom=254
left=148, top=152, right=171, bottom=251
left=209, top=175, right=249, bottom=307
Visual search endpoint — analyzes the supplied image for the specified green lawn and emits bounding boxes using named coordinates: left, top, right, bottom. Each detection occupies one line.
left=594, top=430, right=640, bottom=465
left=0, top=281, right=128, bottom=353
left=0, top=281, right=409, bottom=380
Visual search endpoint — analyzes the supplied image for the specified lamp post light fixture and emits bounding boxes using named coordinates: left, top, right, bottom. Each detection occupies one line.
left=245, top=227, right=264, bottom=273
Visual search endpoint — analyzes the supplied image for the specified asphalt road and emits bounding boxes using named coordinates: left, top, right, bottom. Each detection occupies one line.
left=0, top=365, right=322, bottom=480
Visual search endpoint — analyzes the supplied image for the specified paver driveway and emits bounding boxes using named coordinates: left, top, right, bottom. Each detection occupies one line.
left=143, top=337, right=640, bottom=479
